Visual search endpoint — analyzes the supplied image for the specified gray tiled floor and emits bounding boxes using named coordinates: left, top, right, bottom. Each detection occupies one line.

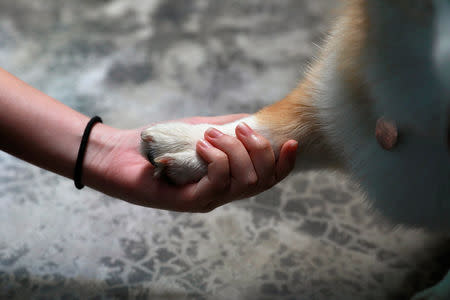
left=1, top=1, right=449, bottom=299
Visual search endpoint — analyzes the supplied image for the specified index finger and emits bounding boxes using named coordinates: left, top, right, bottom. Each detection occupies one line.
left=182, top=139, right=231, bottom=212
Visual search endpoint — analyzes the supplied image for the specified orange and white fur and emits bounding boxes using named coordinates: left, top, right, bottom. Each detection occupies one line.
left=141, top=1, right=450, bottom=298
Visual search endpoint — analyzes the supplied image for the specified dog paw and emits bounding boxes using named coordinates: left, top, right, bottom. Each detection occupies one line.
left=140, top=123, right=209, bottom=184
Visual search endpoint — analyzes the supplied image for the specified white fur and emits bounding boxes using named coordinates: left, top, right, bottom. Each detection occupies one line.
left=141, top=117, right=262, bottom=184
left=310, top=0, right=450, bottom=230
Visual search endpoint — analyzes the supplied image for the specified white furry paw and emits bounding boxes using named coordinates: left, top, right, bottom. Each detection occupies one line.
left=140, top=123, right=209, bottom=184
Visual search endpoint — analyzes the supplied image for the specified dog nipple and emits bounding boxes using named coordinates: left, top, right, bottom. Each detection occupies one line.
left=376, top=118, right=398, bottom=151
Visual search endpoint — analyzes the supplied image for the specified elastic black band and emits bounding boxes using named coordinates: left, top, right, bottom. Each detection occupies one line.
left=74, top=116, right=103, bottom=189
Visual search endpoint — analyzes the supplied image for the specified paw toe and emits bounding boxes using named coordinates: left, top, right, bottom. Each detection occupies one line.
left=139, top=125, right=208, bottom=184
left=140, top=129, right=153, bottom=144
left=151, top=157, right=174, bottom=182
left=140, top=130, right=158, bottom=165
left=154, top=157, right=173, bottom=165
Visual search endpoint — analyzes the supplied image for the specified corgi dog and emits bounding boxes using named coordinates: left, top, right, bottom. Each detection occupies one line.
left=141, top=0, right=450, bottom=298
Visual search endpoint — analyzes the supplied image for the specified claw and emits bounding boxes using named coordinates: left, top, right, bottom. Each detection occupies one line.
left=151, top=157, right=177, bottom=184
left=154, top=157, right=174, bottom=165
left=141, top=131, right=153, bottom=142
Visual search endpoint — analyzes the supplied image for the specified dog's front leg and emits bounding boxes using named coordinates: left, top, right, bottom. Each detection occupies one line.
left=140, top=83, right=335, bottom=184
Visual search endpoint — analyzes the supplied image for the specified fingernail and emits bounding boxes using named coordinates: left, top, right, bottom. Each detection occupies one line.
left=206, top=128, right=223, bottom=139
left=290, top=141, right=299, bottom=150
left=198, top=139, right=212, bottom=149
left=237, top=122, right=253, bottom=137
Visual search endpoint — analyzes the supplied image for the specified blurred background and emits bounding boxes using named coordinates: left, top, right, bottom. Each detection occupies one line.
left=1, top=0, right=449, bottom=299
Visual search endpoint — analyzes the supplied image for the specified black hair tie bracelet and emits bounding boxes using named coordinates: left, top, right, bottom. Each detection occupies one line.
left=74, top=116, right=103, bottom=189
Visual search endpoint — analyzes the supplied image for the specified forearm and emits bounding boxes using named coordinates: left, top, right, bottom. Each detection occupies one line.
left=0, top=68, right=113, bottom=182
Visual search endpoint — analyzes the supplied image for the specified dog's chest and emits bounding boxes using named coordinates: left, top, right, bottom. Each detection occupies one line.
left=314, top=50, right=450, bottom=231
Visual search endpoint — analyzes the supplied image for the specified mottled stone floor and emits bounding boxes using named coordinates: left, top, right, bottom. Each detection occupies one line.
left=1, top=1, right=449, bottom=299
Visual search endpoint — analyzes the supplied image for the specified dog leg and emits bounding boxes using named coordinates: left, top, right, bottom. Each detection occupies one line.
left=140, top=82, right=336, bottom=184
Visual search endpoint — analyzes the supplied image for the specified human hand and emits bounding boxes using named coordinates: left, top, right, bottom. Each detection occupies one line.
left=84, top=114, right=298, bottom=212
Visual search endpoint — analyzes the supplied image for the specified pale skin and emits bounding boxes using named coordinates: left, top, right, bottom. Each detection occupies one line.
left=0, top=68, right=298, bottom=212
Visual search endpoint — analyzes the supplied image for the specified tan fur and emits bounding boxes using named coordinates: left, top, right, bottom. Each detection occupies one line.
left=255, top=73, right=342, bottom=168
left=254, top=0, right=371, bottom=169
left=255, top=81, right=319, bottom=147
left=336, top=0, right=368, bottom=90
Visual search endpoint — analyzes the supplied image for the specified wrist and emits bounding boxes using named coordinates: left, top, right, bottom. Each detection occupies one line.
left=81, top=123, right=143, bottom=201
left=81, top=122, right=120, bottom=190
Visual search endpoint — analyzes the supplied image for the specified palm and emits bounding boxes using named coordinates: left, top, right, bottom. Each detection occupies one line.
left=99, top=114, right=251, bottom=211
left=100, top=129, right=190, bottom=210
